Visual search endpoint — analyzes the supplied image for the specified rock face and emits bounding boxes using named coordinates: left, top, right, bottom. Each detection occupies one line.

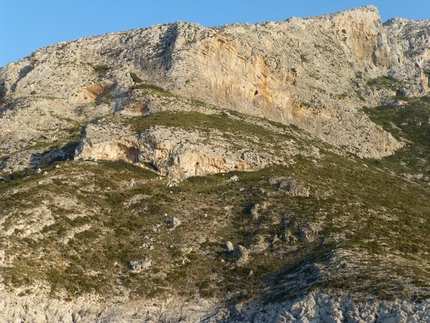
left=72, top=102, right=313, bottom=179
left=0, top=287, right=429, bottom=322
left=4, top=5, right=430, bottom=173
left=381, top=18, right=430, bottom=94
left=74, top=123, right=291, bottom=179
left=227, top=292, right=430, bottom=323
left=1, top=5, right=430, bottom=323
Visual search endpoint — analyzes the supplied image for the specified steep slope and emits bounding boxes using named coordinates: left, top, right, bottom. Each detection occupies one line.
left=3, top=5, right=425, bottom=174
left=0, top=5, right=430, bottom=323
left=0, top=110, right=429, bottom=322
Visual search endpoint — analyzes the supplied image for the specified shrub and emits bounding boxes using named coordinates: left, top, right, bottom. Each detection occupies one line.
left=92, top=65, right=110, bottom=75
left=130, top=72, right=143, bottom=83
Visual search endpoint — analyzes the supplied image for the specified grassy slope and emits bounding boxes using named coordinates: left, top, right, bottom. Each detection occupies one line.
left=363, top=96, right=430, bottom=176
left=0, top=84, right=429, bottom=304
left=0, top=74, right=430, bottom=301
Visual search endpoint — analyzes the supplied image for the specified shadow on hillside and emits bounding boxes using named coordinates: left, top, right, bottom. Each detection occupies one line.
left=29, top=142, right=78, bottom=168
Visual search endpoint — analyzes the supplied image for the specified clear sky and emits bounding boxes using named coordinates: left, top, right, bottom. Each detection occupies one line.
left=1, top=0, right=429, bottom=68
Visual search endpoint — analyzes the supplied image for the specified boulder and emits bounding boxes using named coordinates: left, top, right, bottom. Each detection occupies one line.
left=128, top=258, right=152, bottom=271
left=233, top=245, right=249, bottom=266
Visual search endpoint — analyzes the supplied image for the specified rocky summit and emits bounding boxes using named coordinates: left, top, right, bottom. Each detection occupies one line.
left=0, top=5, right=430, bottom=322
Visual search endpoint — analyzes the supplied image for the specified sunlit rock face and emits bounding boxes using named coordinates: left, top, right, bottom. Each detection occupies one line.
left=1, top=7, right=430, bottom=321
left=5, top=5, right=430, bottom=174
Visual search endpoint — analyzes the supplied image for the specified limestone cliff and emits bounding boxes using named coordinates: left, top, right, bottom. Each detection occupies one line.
left=3, top=6, right=429, bottom=173
left=1, top=6, right=430, bottom=323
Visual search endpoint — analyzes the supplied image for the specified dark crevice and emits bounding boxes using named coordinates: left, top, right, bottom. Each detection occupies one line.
left=11, top=65, right=34, bottom=92
left=144, top=162, right=160, bottom=173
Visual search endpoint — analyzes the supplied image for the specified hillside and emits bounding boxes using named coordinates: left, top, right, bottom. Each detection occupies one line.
left=0, top=5, right=430, bottom=322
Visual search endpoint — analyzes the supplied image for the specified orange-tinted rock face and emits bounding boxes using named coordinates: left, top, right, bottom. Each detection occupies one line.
left=160, top=7, right=405, bottom=157
left=194, top=36, right=277, bottom=116
left=4, top=5, right=430, bottom=174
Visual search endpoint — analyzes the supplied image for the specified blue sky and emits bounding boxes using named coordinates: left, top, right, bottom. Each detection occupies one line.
left=1, top=1, right=430, bottom=68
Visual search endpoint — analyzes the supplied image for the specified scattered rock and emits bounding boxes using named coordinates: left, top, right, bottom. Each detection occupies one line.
left=229, top=175, right=239, bottom=182
left=181, top=247, right=193, bottom=255
left=233, top=245, right=249, bottom=266
left=223, top=241, right=234, bottom=252
left=267, top=176, right=310, bottom=197
left=297, top=222, right=322, bottom=243
left=128, top=258, right=152, bottom=272
left=127, top=179, right=134, bottom=188
left=169, top=217, right=181, bottom=229
left=249, top=204, right=261, bottom=219
left=248, top=235, right=269, bottom=253
left=249, top=202, right=269, bottom=220
left=167, top=178, right=179, bottom=187
left=282, top=230, right=298, bottom=243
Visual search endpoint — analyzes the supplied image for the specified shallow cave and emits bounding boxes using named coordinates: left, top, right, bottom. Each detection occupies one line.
left=122, top=146, right=139, bottom=163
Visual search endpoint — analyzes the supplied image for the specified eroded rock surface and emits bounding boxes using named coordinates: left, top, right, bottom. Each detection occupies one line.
left=0, top=288, right=429, bottom=323
left=0, top=5, right=430, bottom=323
left=74, top=120, right=306, bottom=179
left=3, top=5, right=429, bottom=173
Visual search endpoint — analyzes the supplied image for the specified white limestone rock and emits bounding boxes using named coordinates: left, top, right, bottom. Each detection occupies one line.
left=169, top=217, right=181, bottom=229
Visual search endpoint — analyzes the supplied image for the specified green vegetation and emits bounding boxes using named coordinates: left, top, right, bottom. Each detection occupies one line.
left=0, top=94, right=429, bottom=303
left=130, top=72, right=144, bottom=83
left=126, top=111, right=289, bottom=138
left=128, top=73, right=175, bottom=97
left=130, top=73, right=177, bottom=97
left=130, top=82, right=171, bottom=94
left=1, top=140, right=429, bottom=301
left=363, top=95, right=430, bottom=175
left=300, top=54, right=309, bottom=63
left=366, top=76, right=401, bottom=91
left=91, top=65, right=110, bottom=75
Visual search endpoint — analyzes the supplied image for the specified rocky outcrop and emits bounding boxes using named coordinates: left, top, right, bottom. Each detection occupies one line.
left=1, top=6, right=430, bottom=323
left=4, top=5, right=428, bottom=174
left=0, top=288, right=225, bottom=323
left=381, top=18, right=430, bottom=94
left=74, top=120, right=303, bottom=179
left=160, top=6, right=403, bottom=158
left=227, top=292, right=430, bottom=323
left=1, top=287, right=429, bottom=322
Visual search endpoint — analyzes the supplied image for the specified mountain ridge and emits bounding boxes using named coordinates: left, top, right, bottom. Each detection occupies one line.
left=2, top=5, right=420, bottom=173
left=0, top=5, right=430, bottom=322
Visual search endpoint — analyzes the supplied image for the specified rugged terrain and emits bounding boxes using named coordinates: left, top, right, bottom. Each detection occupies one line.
left=0, top=5, right=430, bottom=322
